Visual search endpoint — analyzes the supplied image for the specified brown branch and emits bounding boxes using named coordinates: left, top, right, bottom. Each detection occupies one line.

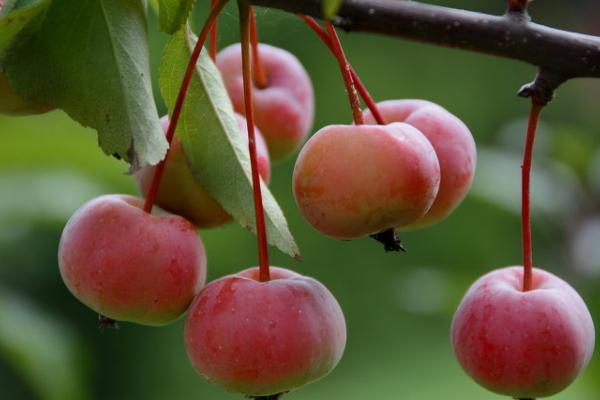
left=250, top=0, right=600, bottom=84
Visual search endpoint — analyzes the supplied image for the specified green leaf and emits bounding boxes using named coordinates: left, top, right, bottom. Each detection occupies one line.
left=1, top=0, right=167, bottom=170
left=322, top=0, right=343, bottom=20
left=0, top=288, right=89, bottom=400
left=157, top=0, right=195, bottom=34
left=159, top=26, right=301, bottom=259
left=147, top=0, right=159, bottom=15
left=0, top=0, right=51, bottom=55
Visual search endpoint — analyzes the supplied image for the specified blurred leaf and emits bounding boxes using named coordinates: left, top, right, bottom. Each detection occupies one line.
left=571, top=216, right=600, bottom=278
left=0, top=287, right=88, bottom=400
left=551, top=124, right=597, bottom=179
left=0, top=0, right=50, bottom=55
left=157, top=0, right=194, bottom=34
left=589, top=148, right=600, bottom=198
left=470, top=148, right=583, bottom=221
left=1, top=0, right=167, bottom=170
left=147, top=0, right=158, bottom=14
left=0, top=169, right=108, bottom=224
left=322, top=0, right=342, bottom=19
left=159, top=26, right=300, bottom=259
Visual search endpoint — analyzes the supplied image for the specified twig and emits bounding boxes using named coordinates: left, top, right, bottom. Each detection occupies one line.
left=250, top=0, right=600, bottom=85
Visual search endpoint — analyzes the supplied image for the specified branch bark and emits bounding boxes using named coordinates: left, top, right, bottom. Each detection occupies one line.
left=250, top=0, right=600, bottom=82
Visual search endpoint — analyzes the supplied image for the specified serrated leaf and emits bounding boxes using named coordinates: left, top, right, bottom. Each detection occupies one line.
left=160, top=26, right=300, bottom=259
left=157, top=0, right=195, bottom=34
left=0, top=0, right=51, bottom=55
left=322, top=0, right=343, bottom=20
left=1, top=0, right=167, bottom=170
left=0, top=288, right=89, bottom=400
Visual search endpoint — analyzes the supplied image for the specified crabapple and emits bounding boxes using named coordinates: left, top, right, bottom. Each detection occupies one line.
left=217, top=43, right=314, bottom=161
left=58, top=194, right=207, bottom=326
left=135, top=114, right=270, bottom=229
left=184, top=267, right=346, bottom=396
left=364, top=99, right=476, bottom=229
left=293, top=123, right=441, bottom=239
left=0, top=70, right=54, bottom=116
left=451, top=266, right=595, bottom=398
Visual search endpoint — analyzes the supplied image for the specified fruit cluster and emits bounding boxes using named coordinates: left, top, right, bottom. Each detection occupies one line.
left=57, top=31, right=346, bottom=398
left=3, top=2, right=588, bottom=399
left=54, top=15, right=483, bottom=397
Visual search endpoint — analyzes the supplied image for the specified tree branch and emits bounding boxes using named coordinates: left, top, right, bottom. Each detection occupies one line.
left=250, top=0, right=600, bottom=83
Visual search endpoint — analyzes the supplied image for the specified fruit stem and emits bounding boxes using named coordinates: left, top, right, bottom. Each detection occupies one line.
left=325, top=22, right=364, bottom=125
left=250, top=7, right=269, bottom=89
left=300, top=15, right=385, bottom=125
left=240, top=0, right=270, bottom=282
left=508, top=0, right=529, bottom=13
left=521, top=101, right=543, bottom=292
left=210, top=0, right=219, bottom=61
left=143, top=0, right=229, bottom=214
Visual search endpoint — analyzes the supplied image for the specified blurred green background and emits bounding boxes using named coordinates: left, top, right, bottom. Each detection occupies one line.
left=1, top=0, right=600, bottom=399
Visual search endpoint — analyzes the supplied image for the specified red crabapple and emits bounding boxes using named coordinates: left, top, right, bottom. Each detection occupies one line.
left=364, top=100, right=476, bottom=229
left=451, top=266, right=595, bottom=398
left=217, top=43, right=314, bottom=161
left=184, top=267, right=346, bottom=397
left=58, top=194, right=207, bottom=326
left=135, top=114, right=270, bottom=229
left=293, top=123, right=440, bottom=239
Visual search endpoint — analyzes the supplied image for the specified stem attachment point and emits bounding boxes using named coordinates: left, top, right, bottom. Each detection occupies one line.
left=370, top=229, right=406, bottom=252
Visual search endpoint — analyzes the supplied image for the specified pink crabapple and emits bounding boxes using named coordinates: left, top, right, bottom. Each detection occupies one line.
left=293, top=122, right=441, bottom=239
left=451, top=266, right=595, bottom=398
left=135, top=114, right=270, bottom=229
left=184, top=266, right=346, bottom=397
left=364, top=99, right=476, bottom=230
left=58, top=194, right=207, bottom=326
left=217, top=43, right=314, bottom=161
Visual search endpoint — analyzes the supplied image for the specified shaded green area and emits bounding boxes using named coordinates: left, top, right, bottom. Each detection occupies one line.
left=0, top=0, right=599, bottom=399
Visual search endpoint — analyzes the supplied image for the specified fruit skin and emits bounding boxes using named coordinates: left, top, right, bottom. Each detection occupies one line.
left=0, top=70, right=55, bottom=116
left=184, top=267, right=346, bottom=396
left=364, top=99, right=476, bottom=229
left=135, top=114, right=270, bottom=229
left=58, top=194, right=207, bottom=326
left=217, top=43, right=314, bottom=161
left=293, top=123, right=440, bottom=239
left=451, top=266, right=595, bottom=398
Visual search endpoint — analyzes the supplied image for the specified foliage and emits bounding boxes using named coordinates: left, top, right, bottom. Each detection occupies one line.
left=322, top=0, right=343, bottom=20
left=160, top=27, right=299, bottom=258
left=0, top=0, right=599, bottom=399
left=1, top=0, right=167, bottom=170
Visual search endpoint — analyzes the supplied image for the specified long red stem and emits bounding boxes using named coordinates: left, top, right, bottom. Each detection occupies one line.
left=300, top=15, right=385, bottom=125
left=325, top=22, right=364, bottom=125
left=240, top=1, right=270, bottom=282
left=249, top=7, right=269, bottom=89
left=143, top=0, right=229, bottom=214
left=210, top=0, right=219, bottom=61
left=521, top=102, right=543, bottom=292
